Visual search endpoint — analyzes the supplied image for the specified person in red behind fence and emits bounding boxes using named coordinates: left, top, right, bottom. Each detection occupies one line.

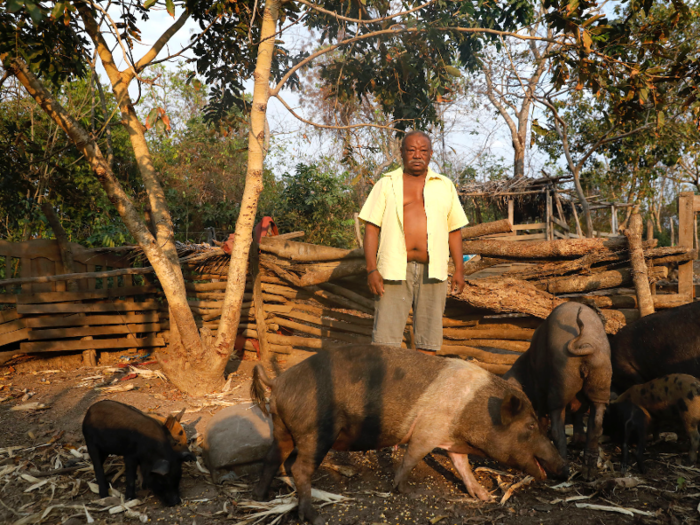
left=359, top=131, right=468, bottom=355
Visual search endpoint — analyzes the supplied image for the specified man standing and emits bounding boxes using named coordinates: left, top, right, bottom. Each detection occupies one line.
left=359, top=131, right=468, bottom=355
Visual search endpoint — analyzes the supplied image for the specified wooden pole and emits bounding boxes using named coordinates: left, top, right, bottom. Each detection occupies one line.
left=678, top=192, right=695, bottom=299
left=250, top=241, right=270, bottom=362
left=461, top=219, right=513, bottom=239
left=0, top=266, right=154, bottom=287
left=623, top=212, right=655, bottom=318
left=507, top=199, right=515, bottom=226
left=353, top=212, right=363, bottom=249
left=545, top=190, right=552, bottom=241
left=571, top=202, right=584, bottom=238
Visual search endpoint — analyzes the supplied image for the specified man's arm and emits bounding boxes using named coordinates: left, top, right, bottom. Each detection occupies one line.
left=448, top=229, right=464, bottom=294
left=364, top=222, right=385, bottom=296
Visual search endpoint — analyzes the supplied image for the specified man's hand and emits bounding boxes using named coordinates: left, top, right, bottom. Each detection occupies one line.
left=368, top=270, right=385, bottom=297
left=450, top=269, right=465, bottom=295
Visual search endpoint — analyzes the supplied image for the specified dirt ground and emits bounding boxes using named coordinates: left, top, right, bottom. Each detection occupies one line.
left=1, top=351, right=699, bottom=525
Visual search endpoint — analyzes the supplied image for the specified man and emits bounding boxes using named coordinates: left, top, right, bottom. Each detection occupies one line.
left=359, top=131, right=468, bottom=355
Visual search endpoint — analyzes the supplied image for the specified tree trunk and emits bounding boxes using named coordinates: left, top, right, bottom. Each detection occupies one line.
left=536, top=266, right=667, bottom=295
left=462, top=237, right=657, bottom=259
left=2, top=54, right=220, bottom=395
left=461, top=219, right=513, bottom=239
left=214, top=0, right=281, bottom=357
left=452, top=278, right=565, bottom=319
left=513, top=145, right=525, bottom=179
left=624, top=213, right=655, bottom=317
left=40, top=200, right=77, bottom=292
left=572, top=168, right=593, bottom=237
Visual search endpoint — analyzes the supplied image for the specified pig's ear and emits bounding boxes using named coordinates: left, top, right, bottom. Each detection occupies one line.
left=174, top=408, right=186, bottom=422
left=151, top=459, right=170, bottom=476
left=164, top=415, right=177, bottom=431
left=500, top=394, right=524, bottom=426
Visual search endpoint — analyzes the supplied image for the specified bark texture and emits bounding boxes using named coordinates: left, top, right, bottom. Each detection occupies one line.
left=214, top=0, right=281, bottom=360
left=624, top=213, right=655, bottom=317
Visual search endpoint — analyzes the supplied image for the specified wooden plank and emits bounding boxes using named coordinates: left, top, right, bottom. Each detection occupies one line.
left=20, top=257, right=32, bottom=294
left=0, top=309, right=19, bottom=323
left=17, top=300, right=160, bottom=315
left=693, top=194, right=700, bottom=213
left=551, top=216, right=570, bottom=231
left=512, top=223, right=546, bottom=231
left=87, top=264, right=96, bottom=291
left=28, top=323, right=162, bottom=340
left=678, top=192, right=695, bottom=298
left=0, top=319, right=25, bottom=336
left=15, top=286, right=158, bottom=305
left=0, top=266, right=155, bottom=288
left=23, top=312, right=159, bottom=329
left=20, top=336, right=165, bottom=353
left=54, top=260, right=65, bottom=293
left=0, top=327, right=30, bottom=346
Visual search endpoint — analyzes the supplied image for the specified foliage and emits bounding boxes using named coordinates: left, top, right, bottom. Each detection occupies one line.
left=274, top=163, right=357, bottom=248
left=0, top=76, right=138, bottom=245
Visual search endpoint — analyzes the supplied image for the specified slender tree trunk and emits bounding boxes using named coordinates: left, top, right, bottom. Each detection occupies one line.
left=513, top=145, right=525, bottom=179
left=3, top=54, right=222, bottom=395
left=213, top=0, right=280, bottom=360
left=40, top=199, right=78, bottom=292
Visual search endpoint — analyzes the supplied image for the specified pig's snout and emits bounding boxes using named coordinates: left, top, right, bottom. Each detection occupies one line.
left=538, top=455, right=569, bottom=480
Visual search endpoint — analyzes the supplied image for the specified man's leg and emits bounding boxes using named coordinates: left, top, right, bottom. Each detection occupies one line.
left=372, top=272, right=413, bottom=347
left=412, top=262, right=447, bottom=354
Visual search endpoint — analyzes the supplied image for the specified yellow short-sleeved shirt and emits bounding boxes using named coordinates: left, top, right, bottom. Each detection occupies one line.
left=359, top=167, right=468, bottom=281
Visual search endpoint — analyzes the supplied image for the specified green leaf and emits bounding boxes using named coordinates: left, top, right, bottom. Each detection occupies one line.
left=24, top=0, right=46, bottom=24
left=444, top=65, right=462, bottom=78
left=6, top=0, right=24, bottom=14
left=165, top=0, right=175, bottom=17
left=155, top=119, right=166, bottom=135
left=657, top=110, right=665, bottom=128
left=143, top=0, right=157, bottom=9
left=50, top=0, right=65, bottom=19
left=146, top=108, right=159, bottom=130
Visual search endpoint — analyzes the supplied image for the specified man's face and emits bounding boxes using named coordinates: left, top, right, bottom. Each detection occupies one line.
left=401, top=134, right=432, bottom=175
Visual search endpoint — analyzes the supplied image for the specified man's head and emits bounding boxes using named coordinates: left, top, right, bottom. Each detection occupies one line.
left=401, top=131, right=432, bottom=177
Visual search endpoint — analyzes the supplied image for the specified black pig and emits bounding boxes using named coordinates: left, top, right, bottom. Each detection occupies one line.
left=611, top=301, right=700, bottom=392
left=82, top=400, right=194, bottom=506
left=505, top=303, right=612, bottom=479
left=250, top=345, right=567, bottom=525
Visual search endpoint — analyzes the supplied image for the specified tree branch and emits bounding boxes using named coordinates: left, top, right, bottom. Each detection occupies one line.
left=271, top=26, right=557, bottom=96
left=133, top=10, right=190, bottom=75
left=295, top=0, right=436, bottom=25
left=274, top=93, right=405, bottom=131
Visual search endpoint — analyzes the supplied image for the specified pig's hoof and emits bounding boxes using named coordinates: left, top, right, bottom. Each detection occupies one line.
left=251, top=488, right=268, bottom=502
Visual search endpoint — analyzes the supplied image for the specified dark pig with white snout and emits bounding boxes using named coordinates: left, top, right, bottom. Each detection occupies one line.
left=504, top=303, right=612, bottom=479
left=250, top=345, right=567, bottom=525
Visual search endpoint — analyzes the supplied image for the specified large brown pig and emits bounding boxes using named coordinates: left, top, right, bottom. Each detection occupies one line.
left=250, top=345, right=567, bottom=525
left=504, top=303, right=611, bottom=479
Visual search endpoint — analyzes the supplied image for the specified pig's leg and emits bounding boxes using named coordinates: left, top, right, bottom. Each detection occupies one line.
left=582, top=402, right=606, bottom=480
left=572, top=410, right=586, bottom=447
left=393, top=440, right=434, bottom=494
left=86, top=442, right=109, bottom=498
left=253, top=415, right=295, bottom=501
left=549, top=407, right=568, bottom=459
left=124, top=455, right=137, bottom=500
left=684, top=417, right=700, bottom=464
left=293, top=438, right=336, bottom=525
left=636, top=429, right=647, bottom=474
left=447, top=452, right=492, bottom=501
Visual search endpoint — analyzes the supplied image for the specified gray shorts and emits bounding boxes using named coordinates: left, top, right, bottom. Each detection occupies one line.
left=372, top=261, right=447, bottom=351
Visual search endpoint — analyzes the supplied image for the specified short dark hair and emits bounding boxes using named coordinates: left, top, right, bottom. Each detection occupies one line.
left=401, top=131, right=432, bottom=151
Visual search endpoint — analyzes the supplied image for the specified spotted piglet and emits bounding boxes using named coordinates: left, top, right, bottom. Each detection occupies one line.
left=608, top=374, right=700, bottom=470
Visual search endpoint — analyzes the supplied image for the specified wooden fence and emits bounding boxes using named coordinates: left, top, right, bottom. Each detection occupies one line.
left=0, top=193, right=697, bottom=372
